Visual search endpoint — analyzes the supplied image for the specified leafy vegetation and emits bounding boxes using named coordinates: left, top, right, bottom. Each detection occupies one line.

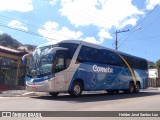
left=0, top=33, right=22, bottom=49
left=156, top=60, right=160, bottom=68
left=0, top=33, right=36, bottom=51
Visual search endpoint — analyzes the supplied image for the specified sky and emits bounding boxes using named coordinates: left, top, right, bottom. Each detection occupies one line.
left=0, top=0, right=160, bottom=62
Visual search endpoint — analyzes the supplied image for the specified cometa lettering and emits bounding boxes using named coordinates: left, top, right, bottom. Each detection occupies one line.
left=93, top=65, right=113, bottom=73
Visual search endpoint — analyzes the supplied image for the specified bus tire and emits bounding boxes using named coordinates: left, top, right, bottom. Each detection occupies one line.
left=106, top=90, right=114, bottom=94
left=107, top=90, right=119, bottom=94
left=69, top=81, right=82, bottom=97
left=49, top=92, right=59, bottom=97
left=135, top=82, right=140, bottom=93
left=115, top=90, right=119, bottom=94
left=128, top=82, right=135, bottom=93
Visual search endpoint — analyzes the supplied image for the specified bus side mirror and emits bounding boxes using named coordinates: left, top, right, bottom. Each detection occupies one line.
left=22, top=59, right=26, bottom=64
left=22, top=53, right=32, bottom=64
left=48, top=47, right=68, bottom=53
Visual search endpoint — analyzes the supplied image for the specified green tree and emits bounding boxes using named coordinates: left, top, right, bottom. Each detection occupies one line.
left=156, top=59, right=160, bottom=68
left=148, top=61, right=156, bottom=68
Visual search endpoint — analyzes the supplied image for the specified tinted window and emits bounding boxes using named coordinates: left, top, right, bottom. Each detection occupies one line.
left=97, top=49, right=123, bottom=66
left=77, top=45, right=147, bottom=70
left=139, top=59, right=148, bottom=70
left=77, top=46, right=99, bottom=63
left=77, top=46, right=123, bottom=66
left=121, top=54, right=147, bottom=70
left=59, top=43, right=78, bottom=59
left=59, top=43, right=78, bottom=68
left=54, top=52, right=65, bottom=73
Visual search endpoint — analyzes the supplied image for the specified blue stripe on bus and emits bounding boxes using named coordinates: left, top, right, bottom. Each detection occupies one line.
left=26, top=74, right=53, bottom=82
left=68, top=62, right=148, bottom=92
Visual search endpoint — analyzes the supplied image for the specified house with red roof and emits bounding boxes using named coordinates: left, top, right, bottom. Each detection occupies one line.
left=0, top=46, right=28, bottom=90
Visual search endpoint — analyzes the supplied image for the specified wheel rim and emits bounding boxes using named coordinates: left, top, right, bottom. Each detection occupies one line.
left=73, top=84, right=81, bottom=95
left=131, top=87, right=134, bottom=92
left=130, top=84, right=134, bottom=93
left=136, top=84, right=140, bottom=92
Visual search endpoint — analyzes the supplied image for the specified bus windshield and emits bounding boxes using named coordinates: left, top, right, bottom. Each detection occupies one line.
left=27, top=45, right=56, bottom=77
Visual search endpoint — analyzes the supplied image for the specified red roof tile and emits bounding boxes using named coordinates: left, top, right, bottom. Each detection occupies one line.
left=0, top=45, right=20, bottom=53
left=0, top=45, right=28, bottom=56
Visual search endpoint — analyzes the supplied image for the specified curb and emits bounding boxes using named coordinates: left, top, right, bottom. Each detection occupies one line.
left=0, top=90, right=27, bottom=97
left=147, top=87, right=160, bottom=90
left=21, top=92, right=49, bottom=97
left=20, top=92, right=37, bottom=97
left=0, top=88, right=51, bottom=97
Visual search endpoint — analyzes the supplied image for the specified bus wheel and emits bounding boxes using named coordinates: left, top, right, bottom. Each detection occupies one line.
left=70, top=81, right=82, bottom=97
left=49, top=92, right=59, bottom=97
left=115, top=90, right=119, bottom=94
left=135, top=83, right=140, bottom=93
left=128, top=82, right=135, bottom=93
left=107, top=90, right=119, bottom=94
left=106, top=90, right=114, bottom=94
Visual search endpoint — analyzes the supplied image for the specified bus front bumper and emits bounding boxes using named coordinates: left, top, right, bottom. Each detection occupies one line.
left=26, top=81, right=49, bottom=92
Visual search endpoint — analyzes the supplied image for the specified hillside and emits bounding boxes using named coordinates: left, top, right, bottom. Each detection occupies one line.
left=0, top=33, right=36, bottom=51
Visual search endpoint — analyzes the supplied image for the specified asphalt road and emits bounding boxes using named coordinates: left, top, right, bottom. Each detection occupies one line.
left=0, top=89, right=160, bottom=120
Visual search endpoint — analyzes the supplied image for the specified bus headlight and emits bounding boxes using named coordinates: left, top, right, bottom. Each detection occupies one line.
left=43, top=80, right=49, bottom=83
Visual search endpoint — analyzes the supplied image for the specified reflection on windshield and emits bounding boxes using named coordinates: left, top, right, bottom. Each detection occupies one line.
left=27, top=45, right=56, bottom=77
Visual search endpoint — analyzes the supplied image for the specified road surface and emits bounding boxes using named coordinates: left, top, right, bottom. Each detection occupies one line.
left=0, top=89, right=160, bottom=120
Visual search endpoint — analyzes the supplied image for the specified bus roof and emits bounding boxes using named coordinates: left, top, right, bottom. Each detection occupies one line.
left=37, top=40, right=147, bottom=61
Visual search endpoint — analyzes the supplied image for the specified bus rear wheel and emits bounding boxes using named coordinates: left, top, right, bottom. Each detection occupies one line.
left=106, top=90, right=114, bottom=94
left=49, top=92, right=59, bottom=97
left=69, top=81, right=82, bottom=97
left=135, top=82, right=140, bottom=93
left=106, top=90, right=119, bottom=94
left=127, top=82, right=135, bottom=93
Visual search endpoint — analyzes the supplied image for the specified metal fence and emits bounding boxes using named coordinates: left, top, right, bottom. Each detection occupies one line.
left=0, top=64, right=26, bottom=90
left=148, top=78, right=160, bottom=87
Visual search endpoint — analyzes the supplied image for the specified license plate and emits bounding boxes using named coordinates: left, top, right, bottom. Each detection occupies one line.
left=32, top=87, right=37, bottom=91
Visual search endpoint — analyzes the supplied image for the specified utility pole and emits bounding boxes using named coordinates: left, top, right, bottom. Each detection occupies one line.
left=114, top=29, right=129, bottom=50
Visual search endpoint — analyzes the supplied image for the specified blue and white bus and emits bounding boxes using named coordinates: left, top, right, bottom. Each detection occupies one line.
left=23, top=40, right=148, bottom=97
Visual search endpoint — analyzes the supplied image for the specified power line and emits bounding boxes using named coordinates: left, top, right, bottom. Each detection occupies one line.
left=122, top=15, right=160, bottom=44
left=126, top=35, right=160, bottom=41
left=117, top=4, right=160, bottom=49
left=0, top=14, right=74, bottom=40
left=2, top=11, right=78, bottom=40
left=118, top=2, right=160, bottom=42
left=5, top=11, right=48, bottom=25
left=135, top=12, right=160, bottom=34
left=113, top=29, right=129, bottom=50
left=118, top=27, right=142, bottom=48
left=1, top=1, right=159, bottom=46
left=70, top=7, right=115, bottom=27
left=0, top=24, right=58, bottom=41
left=119, top=4, right=160, bottom=48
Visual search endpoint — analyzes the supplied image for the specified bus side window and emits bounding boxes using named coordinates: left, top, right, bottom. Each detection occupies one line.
left=76, top=46, right=87, bottom=63
left=99, top=50, right=122, bottom=66
left=59, top=43, right=78, bottom=68
left=54, top=52, right=65, bottom=73
left=76, top=45, right=99, bottom=63
left=55, top=55, right=65, bottom=72
left=66, top=59, right=71, bottom=68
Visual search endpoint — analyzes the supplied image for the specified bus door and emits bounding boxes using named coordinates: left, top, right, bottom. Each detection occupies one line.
left=53, top=50, right=67, bottom=91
